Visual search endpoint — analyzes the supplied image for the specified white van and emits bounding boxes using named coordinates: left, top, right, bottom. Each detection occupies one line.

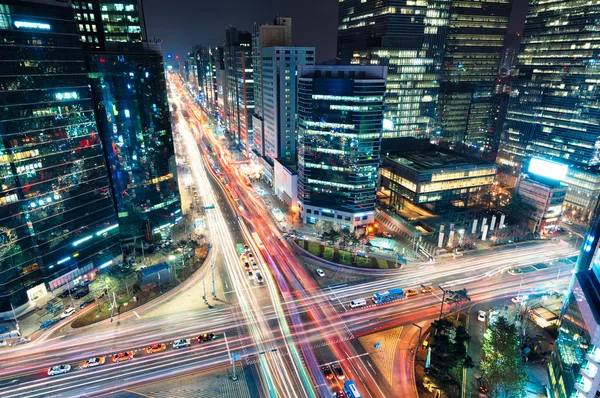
left=349, top=298, right=367, bottom=308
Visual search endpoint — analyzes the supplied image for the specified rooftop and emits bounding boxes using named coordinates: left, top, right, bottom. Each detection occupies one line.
left=389, top=150, right=496, bottom=172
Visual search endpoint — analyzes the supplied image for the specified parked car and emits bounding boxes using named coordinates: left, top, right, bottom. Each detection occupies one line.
left=9, top=337, right=31, bottom=347
left=73, top=289, right=89, bottom=300
left=248, top=271, right=254, bottom=280
left=477, top=310, right=486, bottom=322
left=316, top=269, right=325, bottom=277
left=256, top=272, right=264, bottom=284
left=80, top=299, right=95, bottom=309
left=60, top=307, right=76, bottom=319
left=58, top=287, right=78, bottom=298
left=40, top=319, right=59, bottom=330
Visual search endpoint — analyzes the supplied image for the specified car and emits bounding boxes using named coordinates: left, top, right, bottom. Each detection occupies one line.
left=47, top=364, right=71, bottom=376
left=79, top=280, right=93, bottom=287
left=244, top=262, right=250, bottom=270
left=383, top=232, right=393, bottom=238
left=322, top=365, right=334, bottom=380
left=60, top=307, right=76, bottom=319
left=113, top=351, right=134, bottom=362
left=244, top=245, right=250, bottom=252
left=248, top=271, right=254, bottom=280
left=248, top=253, right=254, bottom=260
left=335, top=391, right=347, bottom=398
left=421, top=285, right=435, bottom=294
left=197, top=333, right=216, bottom=342
left=146, top=343, right=167, bottom=353
left=511, top=296, right=523, bottom=303
left=477, top=310, right=486, bottom=322
left=9, top=337, right=30, bottom=347
left=40, top=319, right=59, bottom=330
left=256, top=272, right=264, bottom=284
left=173, top=339, right=191, bottom=349
left=405, top=289, right=419, bottom=297
left=563, top=219, right=574, bottom=225
left=333, top=363, right=345, bottom=380
left=0, top=340, right=6, bottom=347
left=58, top=287, right=78, bottom=298
left=83, top=357, right=106, bottom=368
left=74, top=289, right=89, bottom=300
left=350, top=298, right=367, bottom=308
left=251, top=262, right=258, bottom=270
left=316, top=269, right=325, bottom=277
left=80, top=299, right=94, bottom=309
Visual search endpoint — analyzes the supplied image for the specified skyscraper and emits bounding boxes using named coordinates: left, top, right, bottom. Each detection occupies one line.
left=548, top=199, right=600, bottom=397
left=496, top=0, right=600, bottom=219
left=223, top=27, right=253, bottom=154
left=297, top=65, right=387, bottom=230
left=0, top=0, right=121, bottom=314
left=72, top=0, right=147, bottom=50
left=251, top=17, right=292, bottom=158
left=84, top=0, right=181, bottom=243
left=437, top=0, right=512, bottom=150
left=337, top=0, right=450, bottom=140
left=87, top=50, right=181, bottom=242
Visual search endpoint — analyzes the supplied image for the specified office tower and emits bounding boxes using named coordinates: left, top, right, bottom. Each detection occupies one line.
left=437, top=0, right=512, bottom=150
left=214, top=46, right=226, bottom=122
left=0, top=0, right=122, bottom=314
left=262, top=47, right=315, bottom=166
left=192, top=46, right=214, bottom=110
left=84, top=0, right=181, bottom=243
left=337, top=0, right=450, bottom=140
left=297, top=65, right=387, bottom=230
left=548, top=198, right=600, bottom=398
left=496, top=0, right=600, bottom=220
left=223, top=27, right=254, bottom=153
left=252, top=17, right=292, bottom=157
left=185, top=51, right=198, bottom=96
left=87, top=50, right=181, bottom=243
left=72, top=0, right=147, bottom=50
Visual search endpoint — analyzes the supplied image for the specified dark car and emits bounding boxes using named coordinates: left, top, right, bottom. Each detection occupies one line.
left=79, top=299, right=94, bottom=309
left=197, top=333, right=216, bottom=342
left=322, top=366, right=334, bottom=380
left=335, top=391, right=346, bottom=398
left=58, top=287, right=78, bottom=298
left=333, top=363, right=345, bottom=380
left=74, top=289, right=89, bottom=300
left=40, top=319, right=59, bottom=330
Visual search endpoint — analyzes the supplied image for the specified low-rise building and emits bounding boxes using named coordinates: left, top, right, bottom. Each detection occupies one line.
left=379, top=145, right=497, bottom=213
left=516, top=173, right=566, bottom=234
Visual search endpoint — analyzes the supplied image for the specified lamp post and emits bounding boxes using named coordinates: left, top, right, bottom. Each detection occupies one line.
left=438, top=286, right=448, bottom=320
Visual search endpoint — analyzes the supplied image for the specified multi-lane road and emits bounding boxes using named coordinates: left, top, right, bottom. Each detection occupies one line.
left=0, top=73, right=580, bottom=398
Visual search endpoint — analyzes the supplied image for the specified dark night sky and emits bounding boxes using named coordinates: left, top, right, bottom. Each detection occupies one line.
left=142, top=0, right=339, bottom=63
left=142, top=0, right=528, bottom=64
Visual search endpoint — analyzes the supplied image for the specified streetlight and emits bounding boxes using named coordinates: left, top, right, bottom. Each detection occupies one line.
left=438, top=286, right=448, bottom=320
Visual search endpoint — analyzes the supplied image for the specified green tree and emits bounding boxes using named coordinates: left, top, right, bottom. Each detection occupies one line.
left=108, top=263, right=137, bottom=298
left=446, top=288, right=471, bottom=319
left=480, top=316, right=526, bottom=398
left=502, top=190, right=536, bottom=230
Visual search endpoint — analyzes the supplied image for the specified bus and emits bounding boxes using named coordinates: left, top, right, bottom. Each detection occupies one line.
left=236, top=244, right=245, bottom=256
left=344, top=380, right=362, bottom=398
left=372, top=288, right=404, bottom=304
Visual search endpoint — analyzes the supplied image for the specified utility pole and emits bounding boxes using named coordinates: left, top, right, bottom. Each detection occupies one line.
left=438, top=286, right=447, bottom=320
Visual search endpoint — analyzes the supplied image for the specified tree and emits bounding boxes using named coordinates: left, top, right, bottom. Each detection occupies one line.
left=446, top=289, right=471, bottom=319
left=480, top=316, right=526, bottom=398
left=108, top=263, right=137, bottom=298
left=502, top=190, right=536, bottom=230
left=89, top=272, right=118, bottom=311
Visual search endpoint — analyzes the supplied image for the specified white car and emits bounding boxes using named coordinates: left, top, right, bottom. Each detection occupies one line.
left=477, top=310, right=486, bottom=322
left=248, top=271, right=254, bottom=280
left=316, top=269, right=325, bottom=277
left=60, top=307, right=76, bottom=319
left=48, top=364, right=71, bottom=376
left=173, top=339, right=191, bottom=349
left=83, top=357, right=106, bottom=368
left=251, top=262, right=258, bottom=270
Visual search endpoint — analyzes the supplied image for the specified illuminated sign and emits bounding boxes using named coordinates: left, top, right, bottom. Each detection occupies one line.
left=383, top=118, right=394, bottom=131
left=55, top=92, right=78, bottom=100
left=95, top=224, right=118, bottom=236
left=14, top=21, right=51, bottom=30
left=528, top=158, right=568, bottom=181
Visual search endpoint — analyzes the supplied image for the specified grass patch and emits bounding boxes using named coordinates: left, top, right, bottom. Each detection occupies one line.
left=307, top=241, right=321, bottom=256
left=377, top=258, right=390, bottom=269
left=356, top=256, right=371, bottom=268
left=339, top=250, right=353, bottom=265
left=324, top=246, right=334, bottom=261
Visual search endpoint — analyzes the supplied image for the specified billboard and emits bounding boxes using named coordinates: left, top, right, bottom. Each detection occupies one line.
left=528, top=158, right=568, bottom=181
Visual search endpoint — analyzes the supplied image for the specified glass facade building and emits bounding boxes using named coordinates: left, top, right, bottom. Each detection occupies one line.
left=437, top=0, right=511, bottom=150
left=337, top=0, right=450, bottom=140
left=297, top=65, right=387, bottom=230
left=87, top=50, right=181, bottom=242
left=223, top=27, right=253, bottom=154
left=72, top=0, right=145, bottom=50
left=0, top=0, right=121, bottom=313
left=497, top=0, right=600, bottom=218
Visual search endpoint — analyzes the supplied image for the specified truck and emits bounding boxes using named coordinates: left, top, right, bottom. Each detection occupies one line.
left=372, top=288, right=404, bottom=304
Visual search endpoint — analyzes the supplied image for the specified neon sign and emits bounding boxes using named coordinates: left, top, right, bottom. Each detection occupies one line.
left=14, top=21, right=51, bottom=30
